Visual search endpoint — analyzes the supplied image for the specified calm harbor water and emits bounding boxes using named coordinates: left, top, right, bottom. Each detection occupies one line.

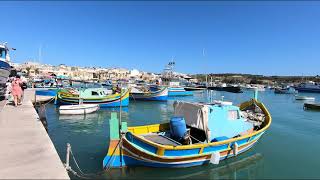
left=44, top=90, right=320, bottom=179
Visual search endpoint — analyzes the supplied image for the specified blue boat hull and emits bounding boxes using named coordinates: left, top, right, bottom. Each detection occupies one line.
left=295, top=88, right=320, bottom=93
left=103, top=133, right=260, bottom=168
left=35, top=89, right=58, bottom=96
left=168, top=91, right=193, bottom=96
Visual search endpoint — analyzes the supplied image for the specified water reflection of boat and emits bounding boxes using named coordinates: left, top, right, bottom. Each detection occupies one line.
left=167, top=153, right=263, bottom=179
left=58, top=112, right=100, bottom=121
left=103, top=153, right=263, bottom=179
left=168, top=87, right=193, bottom=96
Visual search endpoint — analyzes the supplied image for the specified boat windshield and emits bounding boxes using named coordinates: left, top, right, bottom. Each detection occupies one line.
left=0, top=48, right=6, bottom=59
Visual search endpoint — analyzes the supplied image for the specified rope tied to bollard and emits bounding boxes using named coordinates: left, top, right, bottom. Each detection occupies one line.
left=64, top=139, right=124, bottom=179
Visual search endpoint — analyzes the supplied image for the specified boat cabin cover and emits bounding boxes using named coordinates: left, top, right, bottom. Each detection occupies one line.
left=173, top=101, right=253, bottom=142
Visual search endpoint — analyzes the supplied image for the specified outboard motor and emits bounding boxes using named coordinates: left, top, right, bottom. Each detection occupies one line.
left=170, top=116, right=190, bottom=144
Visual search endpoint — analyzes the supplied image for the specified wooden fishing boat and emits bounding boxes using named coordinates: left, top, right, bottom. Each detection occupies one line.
left=103, top=93, right=271, bottom=169
left=59, top=104, right=99, bottom=115
left=274, top=87, right=296, bottom=94
left=295, top=96, right=315, bottom=101
left=56, top=88, right=129, bottom=107
left=35, top=89, right=58, bottom=96
left=130, top=86, right=168, bottom=101
left=304, top=103, right=320, bottom=110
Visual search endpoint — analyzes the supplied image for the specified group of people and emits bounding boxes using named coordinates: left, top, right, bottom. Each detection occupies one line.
left=7, top=75, right=27, bottom=107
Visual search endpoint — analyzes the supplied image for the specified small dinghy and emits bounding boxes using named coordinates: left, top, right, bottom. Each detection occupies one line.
left=59, top=104, right=99, bottom=115
left=295, top=96, right=315, bottom=101
left=304, top=103, right=320, bottom=110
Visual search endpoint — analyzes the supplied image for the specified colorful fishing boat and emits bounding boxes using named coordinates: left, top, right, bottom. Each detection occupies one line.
left=274, top=87, right=297, bottom=94
left=130, top=86, right=168, bottom=101
left=103, top=92, right=271, bottom=168
left=35, top=88, right=58, bottom=97
left=56, top=88, right=129, bottom=107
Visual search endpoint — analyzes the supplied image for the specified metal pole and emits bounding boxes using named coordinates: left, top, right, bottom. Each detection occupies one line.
left=119, top=83, right=123, bottom=167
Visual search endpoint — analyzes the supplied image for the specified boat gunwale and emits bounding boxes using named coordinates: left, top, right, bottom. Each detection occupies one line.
left=58, top=88, right=130, bottom=101
left=59, top=104, right=99, bottom=110
left=130, top=86, right=168, bottom=96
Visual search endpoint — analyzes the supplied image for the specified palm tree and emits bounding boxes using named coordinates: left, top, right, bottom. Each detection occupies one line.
left=35, top=68, right=40, bottom=75
left=26, top=67, right=31, bottom=76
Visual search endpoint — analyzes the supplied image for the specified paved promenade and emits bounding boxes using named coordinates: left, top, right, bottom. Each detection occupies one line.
left=0, top=89, right=69, bottom=179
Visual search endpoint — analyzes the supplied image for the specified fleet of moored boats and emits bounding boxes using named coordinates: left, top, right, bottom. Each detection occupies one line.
left=0, top=41, right=319, bottom=171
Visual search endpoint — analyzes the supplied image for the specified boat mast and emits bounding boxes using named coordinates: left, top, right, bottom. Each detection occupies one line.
left=203, top=48, right=208, bottom=87
left=119, top=83, right=123, bottom=167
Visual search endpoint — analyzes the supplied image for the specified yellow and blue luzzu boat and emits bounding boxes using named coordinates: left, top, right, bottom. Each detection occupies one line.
left=103, top=94, right=271, bottom=168
left=56, top=88, right=130, bottom=107
left=130, top=86, right=168, bottom=101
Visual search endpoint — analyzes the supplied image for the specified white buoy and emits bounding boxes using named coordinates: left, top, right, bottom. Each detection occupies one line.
left=233, top=142, right=239, bottom=156
left=210, top=151, right=221, bottom=164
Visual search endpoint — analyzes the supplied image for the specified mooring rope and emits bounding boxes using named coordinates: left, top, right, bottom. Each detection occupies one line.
left=66, top=137, right=123, bottom=179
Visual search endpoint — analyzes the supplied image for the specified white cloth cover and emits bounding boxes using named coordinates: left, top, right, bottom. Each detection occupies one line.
left=173, top=101, right=210, bottom=141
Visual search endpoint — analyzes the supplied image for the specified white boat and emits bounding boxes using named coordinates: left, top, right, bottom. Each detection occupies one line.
left=0, top=43, right=13, bottom=84
left=245, top=84, right=265, bottom=91
left=295, top=96, right=315, bottom=101
left=59, top=104, right=99, bottom=115
left=295, top=81, right=320, bottom=93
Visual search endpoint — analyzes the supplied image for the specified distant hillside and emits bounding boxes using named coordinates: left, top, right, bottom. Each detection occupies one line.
left=192, top=73, right=320, bottom=84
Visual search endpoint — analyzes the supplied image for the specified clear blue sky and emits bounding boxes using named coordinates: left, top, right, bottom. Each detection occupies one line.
left=1, top=1, right=320, bottom=76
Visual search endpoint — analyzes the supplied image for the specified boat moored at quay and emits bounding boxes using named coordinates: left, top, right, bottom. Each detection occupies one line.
left=59, top=104, right=100, bottom=115
left=130, top=86, right=168, bottom=101
left=56, top=88, right=130, bottom=107
left=274, top=87, right=297, bottom=94
left=103, top=92, right=271, bottom=168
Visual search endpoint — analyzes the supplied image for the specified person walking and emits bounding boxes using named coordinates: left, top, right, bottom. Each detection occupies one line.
left=20, top=79, right=27, bottom=103
left=11, top=75, right=22, bottom=107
